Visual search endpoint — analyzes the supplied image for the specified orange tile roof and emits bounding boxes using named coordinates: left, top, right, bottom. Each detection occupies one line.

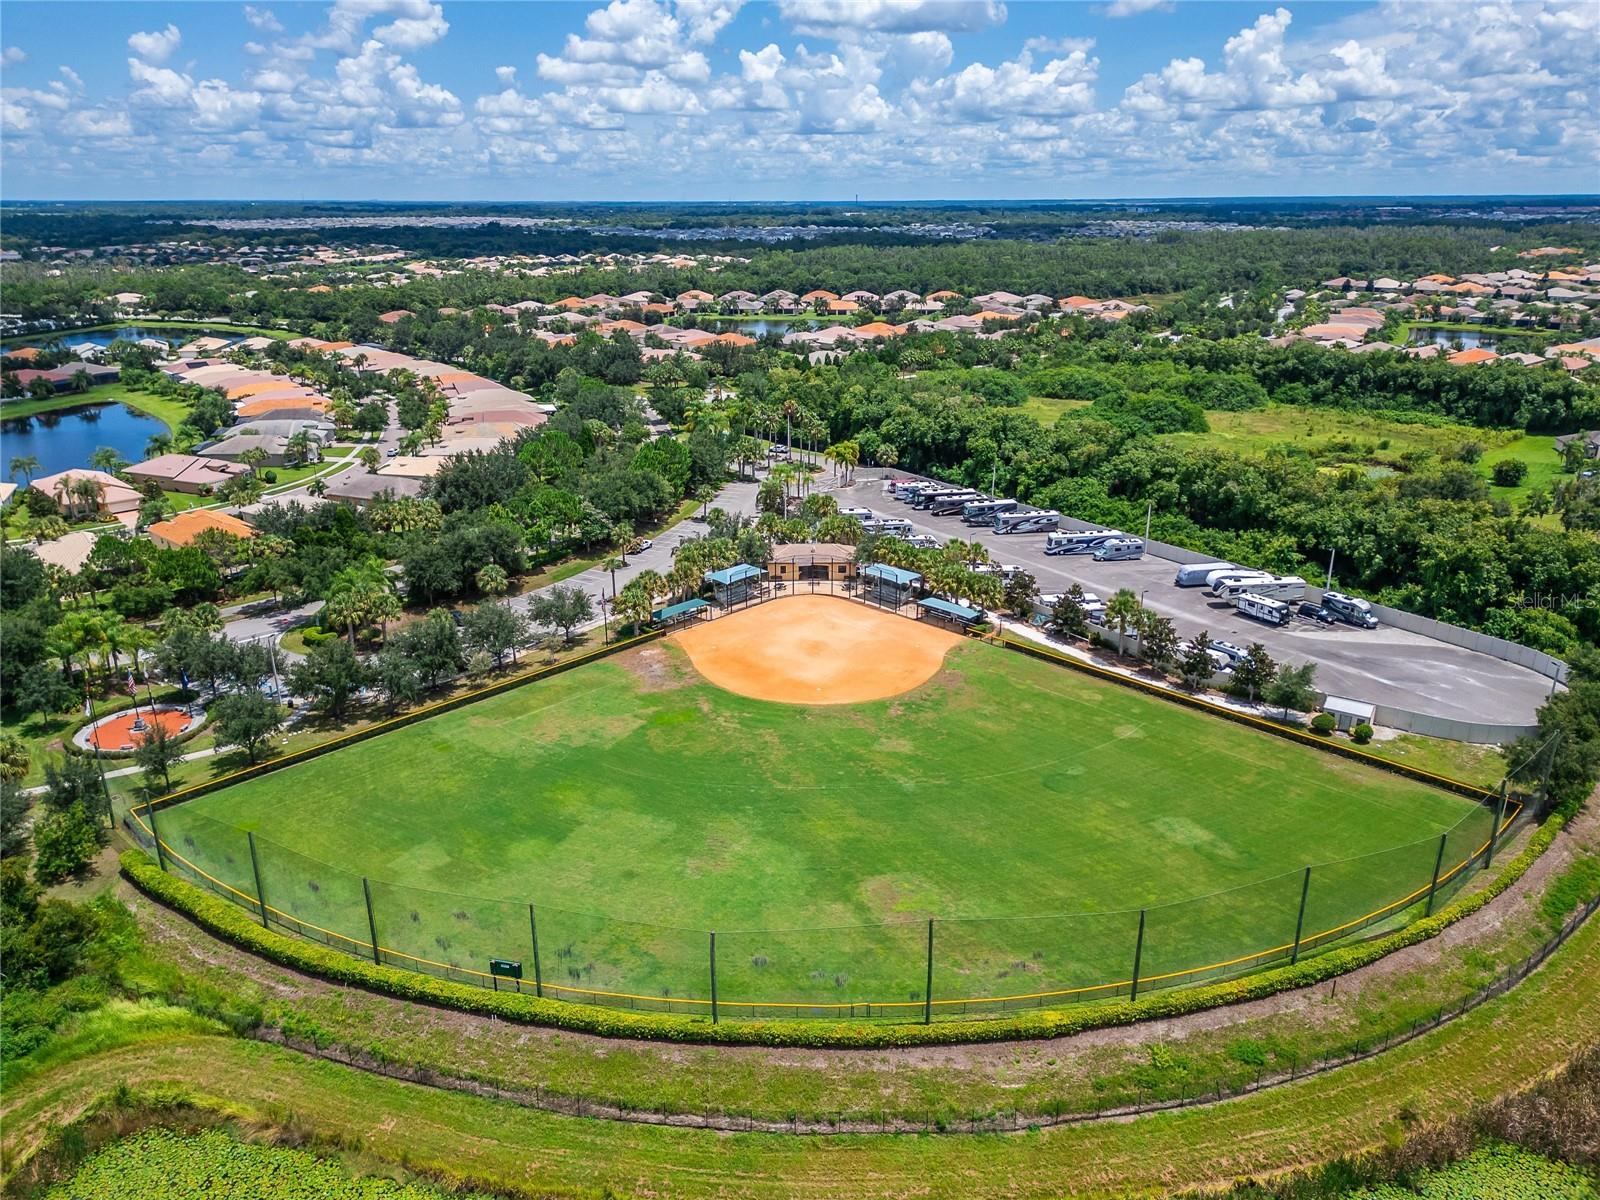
left=926, top=290, right=961, bottom=300
left=826, top=299, right=860, bottom=313
left=4, top=346, right=43, bottom=360
left=710, top=332, right=756, bottom=347
left=236, top=396, right=332, bottom=417
left=801, top=290, right=838, bottom=302
left=853, top=322, right=905, bottom=338
left=1061, top=296, right=1099, bottom=307
left=1419, top=274, right=1456, bottom=284
left=227, top=380, right=297, bottom=400
left=434, top=371, right=479, bottom=384
left=319, top=341, right=355, bottom=351
left=553, top=296, right=588, bottom=309
left=305, top=284, right=334, bottom=294
left=1448, top=348, right=1499, bottom=365
left=148, top=508, right=256, bottom=547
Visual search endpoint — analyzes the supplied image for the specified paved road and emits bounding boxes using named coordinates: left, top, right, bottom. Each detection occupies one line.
left=828, top=472, right=1555, bottom=726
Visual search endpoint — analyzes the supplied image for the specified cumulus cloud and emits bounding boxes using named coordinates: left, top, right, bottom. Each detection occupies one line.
left=2, top=0, right=1593, bottom=196
left=2, top=46, right=27, bottom=66
left=127, top=24, right=182, bottom=64
left=779, top=0, right=1006, bottom=36
left=1101, top=0, right=1173, bottom=17
left=244, top=6, right=284, bottom=32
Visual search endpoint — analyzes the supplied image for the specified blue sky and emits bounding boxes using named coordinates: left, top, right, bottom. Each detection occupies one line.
left=2, top=1, right=1595, bottom=201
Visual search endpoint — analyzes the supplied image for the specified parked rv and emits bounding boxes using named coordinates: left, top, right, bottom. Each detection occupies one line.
left=993, top=509, right=1062, bottom=534
left=839, top=507, right=874, bottom=522
left=1044, top=528, right=1122, bottom=555
left=862, top=518, right=913, bottom=538
left=1214, top=575, right=1306, bottom=603
left=902, top=534, right=940, bottom=550
left=928, top=490, right=984, bottom=516
left=1174, top=561, right=1237, bottom=587
left=962, top=498, right=1017, bottom=524
left=1205, top=568, right=1273, bottom=591
left=1092, top=538, right=1145, bottom=562
left=1237, top=593, right=1292, bottom=626
left=911, top=488, right=975, bottom=511
left=1322, top=591, right=1379, bottom=629
left=1211, top=641, right=1249, bottom=664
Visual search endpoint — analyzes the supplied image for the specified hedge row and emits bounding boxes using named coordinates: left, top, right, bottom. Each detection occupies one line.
left=120, top=813, right=1564, bottom=1049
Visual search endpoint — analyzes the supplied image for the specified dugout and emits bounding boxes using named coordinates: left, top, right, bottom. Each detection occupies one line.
left=917, top=596, right=984, bottom=631
left=652, top=598, right=712, bottom=627
left=704, top=563, right=765, bottom=607
left=767, top=542, right=857, bottom=584
left=860, top=562, right=922, bottom=608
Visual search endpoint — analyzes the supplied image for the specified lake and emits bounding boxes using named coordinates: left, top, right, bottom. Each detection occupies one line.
left=1, top=403, right=167, bottom=478
left=8, top=324, right=249, bottom=351
left=706, top=318, right=833, bottom=337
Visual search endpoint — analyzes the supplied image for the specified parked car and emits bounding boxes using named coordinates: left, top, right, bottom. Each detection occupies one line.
left=635, top=538, right=654, bottom=552
left=1298, top=602, right=1337, bottom=624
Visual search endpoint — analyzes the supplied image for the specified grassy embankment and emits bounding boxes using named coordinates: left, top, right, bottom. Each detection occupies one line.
left=4, top=886, right=1596, bottom=1199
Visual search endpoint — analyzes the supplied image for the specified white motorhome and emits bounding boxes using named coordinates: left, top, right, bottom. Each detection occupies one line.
left=1092, top=538, right=1145, bottom=562
left=1205, top=567, right=1272, bottom=590
left=1237, top=593, right=1292, bottom=626
left=861, top=518, right=913, bottom=538
left=927, top=490, right=985, bottom=516
left=993, top=509, right=1061, bottom=534
left=1044, top=528, right=1123, bottom=555
left=962, top=498, right=1017, bottom=524
left=1174, top=561, right=1237, bottom=587
left=839, top=507, right=875, bottom=522
left=1322, top=590, right=1379, bottom=629
left=1214, top=575, right=1307, bottom=602
left=911, top=487, right=975, bottom=511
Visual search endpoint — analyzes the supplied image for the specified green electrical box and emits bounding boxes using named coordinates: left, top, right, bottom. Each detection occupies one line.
left=489, top=958, right=522, bottom=979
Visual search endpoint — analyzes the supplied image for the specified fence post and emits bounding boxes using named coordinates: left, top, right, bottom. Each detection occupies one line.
left=1485, top=782, right=1509, bottom=868
left=1534, top=730, right=1562, bottom=815
left=1424, top=832, right=1448, bottom=916
left=147, top=802, right=167, bottom=872
left=924, top=918, right=935, bottom=1025
left=362, top=877, right=381, bottom=965
left=528, top=903, right=543, bottom=998
left=247, top=831, right=268, bottom=928
left=1130, top=909, right=1147, bottom=1001
left=1290, top=865, right=1312, bottom=964
left=709, top=931, right=719, bottom=1024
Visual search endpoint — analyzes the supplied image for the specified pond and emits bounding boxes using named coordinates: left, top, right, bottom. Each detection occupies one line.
left=1, top=403, right=167, bottom=478
left=705, top=318, right=836, bottom=338
left=8, top=324, right=250, bottom=351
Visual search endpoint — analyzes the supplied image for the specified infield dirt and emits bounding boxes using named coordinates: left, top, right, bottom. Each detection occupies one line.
left=670, top=595, right=962, bottom=705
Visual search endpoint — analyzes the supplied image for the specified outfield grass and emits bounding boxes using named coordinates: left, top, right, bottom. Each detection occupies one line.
left=156, top=630, right=1484, bottom=1011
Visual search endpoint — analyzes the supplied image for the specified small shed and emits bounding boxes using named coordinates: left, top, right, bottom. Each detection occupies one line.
left=860, top=562, right=921, bottom=607
left=1322, top=695, right=1377, bottom=733
left=651, top=598, right=711, bottom=627
left=916, top=597, right=984, bottom=631
left=704, top=563, right=764, bottom=607
left=767, top=542, right=856, bottom=584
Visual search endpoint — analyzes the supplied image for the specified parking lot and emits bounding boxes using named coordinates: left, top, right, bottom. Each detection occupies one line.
left=831, top=474, right=1556, bottom=726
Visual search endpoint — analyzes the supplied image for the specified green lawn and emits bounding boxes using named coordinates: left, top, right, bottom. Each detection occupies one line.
left=156, top=630, right=1485, bottom=1013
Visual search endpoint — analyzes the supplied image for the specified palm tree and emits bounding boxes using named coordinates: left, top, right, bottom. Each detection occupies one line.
left=67, top=476, right=103, bottom=520
left=476, top=563, right=509, bottom=596
left=308, top=477, right=328, bottom=498
left=694, top=484, right=716, bottom=520
left=1105, top=588, right=1143, bottom=647
left=88, top=446, right=126, bottom=475
left=612, top=522, right=635, bottom=563
left=8, top=455, right=39, bottom=487
left=239, top=446, right=270, bottom=476
left=286, top=430, right=316, bottom=467
left=144, top=433, right=173, bottom=459
left=601, top=555, right=625, bottom=601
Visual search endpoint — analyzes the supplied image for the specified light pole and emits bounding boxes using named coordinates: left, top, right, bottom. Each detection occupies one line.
left=1325, top=548, right=1337, bottom=591
left=1144, top=499, right=1153, bottom=543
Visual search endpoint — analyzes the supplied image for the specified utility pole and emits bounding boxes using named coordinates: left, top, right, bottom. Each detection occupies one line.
left=1144, top=499, right=1153, bottom=542
left=1325, top=548, right=1337, bottom=591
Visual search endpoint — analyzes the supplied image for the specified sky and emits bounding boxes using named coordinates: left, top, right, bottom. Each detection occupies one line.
left=1, top=0, right=1596, bottom=202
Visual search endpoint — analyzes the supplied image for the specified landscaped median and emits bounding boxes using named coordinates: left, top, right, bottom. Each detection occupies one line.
left=119, top=812, right=1567, bottom=1050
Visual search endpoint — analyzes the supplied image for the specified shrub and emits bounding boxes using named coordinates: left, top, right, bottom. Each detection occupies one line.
left=1310, top=713, right=1337, bottom=735
left=1490, top=459, right=1529, bottom=487
left=1351, top=722, right=1374, bottom=744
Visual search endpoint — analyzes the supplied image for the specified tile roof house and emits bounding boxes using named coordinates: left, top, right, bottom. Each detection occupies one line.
left=1448, top=348, right=1499, bottom=365
left=972, top=291, right=1023, bottom=307
left=125, top=453, right=250, bottom=495
left=800, top=289, right=839, bottom=303
left=378, top=309, right=415, bottom=324
left=31, top=470, right=143, bottom=520
left=147, top=508, right=257, bottom=550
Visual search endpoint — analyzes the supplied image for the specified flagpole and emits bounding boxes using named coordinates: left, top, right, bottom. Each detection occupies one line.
left=86, top=681, right=111, bottom=827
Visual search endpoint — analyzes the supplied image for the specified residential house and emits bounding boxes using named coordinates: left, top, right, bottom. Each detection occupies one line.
left=30, top=469, right=142, bottom=520
left=126, top=453, right=250, bottom=495
left=377, top=309, right=415, bottom=324
left=147, top=508, right=257, bottom=551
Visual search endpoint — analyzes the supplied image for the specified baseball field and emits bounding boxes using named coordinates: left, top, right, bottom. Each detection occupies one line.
left=153, top=597, right=1493, bottom=1014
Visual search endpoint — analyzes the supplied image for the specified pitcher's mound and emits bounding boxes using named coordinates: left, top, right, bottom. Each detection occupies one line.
left=671, top=595, right=963, bottom=705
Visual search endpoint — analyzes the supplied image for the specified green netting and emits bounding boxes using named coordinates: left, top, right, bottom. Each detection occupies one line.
left=251, top=836, right=374, bottom=956
left=530, top=903, right=708, bottom=1011
left=152, top=807, right=256, bottom=907
left=716, top=921, right=928, bottom=1014
left=1139, top=867, right=1306, bottom=991
left=934, top=908, right=1142, bottom=1006
left=1299, top=835, right=1442, bottom=956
